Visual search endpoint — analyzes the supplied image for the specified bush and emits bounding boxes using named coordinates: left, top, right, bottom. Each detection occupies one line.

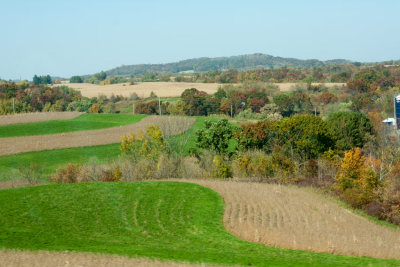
left=100, top=167, right=122, bottom=182
left=89, top=104, right=101, bottom=113
left=342, top=187, right=375, bottom=209
left=233, top=150, right=274, bottom=179
left=212, top=155, right=232, bottom=178
left=365, top=201, right=387, bottom=220
left=51, top=163, right=81, bottom=184
left=17, top=164, right=43, bottom=185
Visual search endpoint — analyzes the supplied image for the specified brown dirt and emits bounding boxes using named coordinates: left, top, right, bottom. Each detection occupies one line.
left=0, top=179, right=33, bottom=189
left=0, top=249, right=210, bottom=267
left=0, top=116, right=195, bottom=156
left=62, top=82, right=345, bottom=98
left=191, top=180, right=400, bottom=259
left=0, top=112, right=83, bottom=126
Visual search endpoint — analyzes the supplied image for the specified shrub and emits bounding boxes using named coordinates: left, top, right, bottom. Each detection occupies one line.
left=51, top=163, right=81, bottom=184
left=342, top=187, right=375, bottom=209
left=365, top=201, right=387, bottom=220
left=212, top=155, right=232, bottom=178
left=89, top=104, right=101, bottom=113
left=17, top=164, right=43, bottom=185
left=100, top=167, right=122, bottom=182
left=233, top=150, right=274, bottom=179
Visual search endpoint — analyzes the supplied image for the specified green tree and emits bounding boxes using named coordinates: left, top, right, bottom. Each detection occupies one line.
left=69, top=76, right=83, bottom=83
left=273, top=94, right=294, bottom=117
left=196, top=119, right=235, bottom=155
left=94, top=71, right=107, bottom=81
left=277, top=114, right=333, bottom=160
left=326, top=112, right=374, bottom=151
left=33, top=75, right=40, bottom=85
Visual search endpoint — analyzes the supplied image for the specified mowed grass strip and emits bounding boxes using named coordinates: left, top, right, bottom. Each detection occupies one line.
left=0, top=114, right=147, bottom=138
left=0, top=181, right=397, bottom=266
left=0, top=143, right=121, bottom=181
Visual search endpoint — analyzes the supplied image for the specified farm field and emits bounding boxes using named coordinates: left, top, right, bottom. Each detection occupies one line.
left=0, top=116, right=194, bottom=156
left=0, top=116, right=207, bottom=182
left=0, top=181, right=398, bottom=266
left=0, top=112, right=83, bottom=126
left=62, top=82, right=346, bottom=98
left=193, top=180, right=400, bottom=259
left=0, top=113, right=147, bottom=138
left=0, top=116, right=237, bottom=184
left=0, top=249, right=203, bottom=267
left=63, top=82, right=223, bottom=98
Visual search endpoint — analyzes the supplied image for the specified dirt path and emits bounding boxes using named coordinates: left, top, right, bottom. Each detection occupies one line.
left=192, top=180, right=400, bottom=259
left=0, top=249, right=208, bottom=267
left=0, top=112, right=83, bottom=126
left=0, top=116, right=194, bottom=156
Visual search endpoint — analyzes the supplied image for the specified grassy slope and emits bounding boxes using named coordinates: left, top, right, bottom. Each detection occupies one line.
left=0, top=181, right=397, bottom=266
left=0, top=114, right=147, bottom=138
left=0, top=116, right=220, bottom=181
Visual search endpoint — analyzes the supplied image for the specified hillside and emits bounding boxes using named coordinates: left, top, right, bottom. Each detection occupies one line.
left=104, top=53, right=351, bottom=76
left=0, top=181, right=398, bottom=266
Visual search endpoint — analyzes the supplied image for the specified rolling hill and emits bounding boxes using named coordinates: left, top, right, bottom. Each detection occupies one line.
left=1, top=181, right=398, bottom=266
left=104, top=53, right=351, bottom=76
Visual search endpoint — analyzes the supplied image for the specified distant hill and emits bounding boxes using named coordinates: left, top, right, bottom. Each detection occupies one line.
left=104, top=53, right=351, bottom=76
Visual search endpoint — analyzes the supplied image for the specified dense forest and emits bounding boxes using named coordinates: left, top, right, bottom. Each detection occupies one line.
left=104, top=53, right=352, bottom=76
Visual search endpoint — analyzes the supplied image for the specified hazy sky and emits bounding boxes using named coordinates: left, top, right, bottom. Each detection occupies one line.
left=1, top=0, right=399, bottom=80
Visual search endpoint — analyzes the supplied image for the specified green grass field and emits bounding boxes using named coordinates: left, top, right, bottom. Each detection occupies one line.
left=0, top=116, right=235, bottom=182
left=0, top=181, right=397, bottom=266
left=0, top=113, right=147, bottom=138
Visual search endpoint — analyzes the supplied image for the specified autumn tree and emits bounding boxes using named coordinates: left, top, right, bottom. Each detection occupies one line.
left=335, top=148, right=380, bottom=192
left=121, top=125, right=167, bottom=161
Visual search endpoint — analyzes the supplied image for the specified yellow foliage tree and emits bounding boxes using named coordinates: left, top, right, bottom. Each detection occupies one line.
left=335, top=148, right=380, bottom=191
left=120, top=125, right=167, bottom=161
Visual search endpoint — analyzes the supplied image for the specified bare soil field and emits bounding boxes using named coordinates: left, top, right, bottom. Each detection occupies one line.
left=0, top=250, right=207, bottom=267
left=193, top=180, right=400, bottom=259
left=63, top=82, right=222, bottom=98
left=0, top=116, right=194, bottom=156
left=0, top=112, right=83, bottom=126
left=61, top=82, right=345, bottom=98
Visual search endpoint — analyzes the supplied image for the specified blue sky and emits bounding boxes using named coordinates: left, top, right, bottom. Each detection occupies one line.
left=1, top=0, right=399, bottom=80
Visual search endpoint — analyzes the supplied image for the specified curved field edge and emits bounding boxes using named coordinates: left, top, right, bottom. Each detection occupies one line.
left=191, top=180, right=400, bottom=259
left=0, top=114, right=148, bottom=138
left=0, top=182, right=398, bottom=266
